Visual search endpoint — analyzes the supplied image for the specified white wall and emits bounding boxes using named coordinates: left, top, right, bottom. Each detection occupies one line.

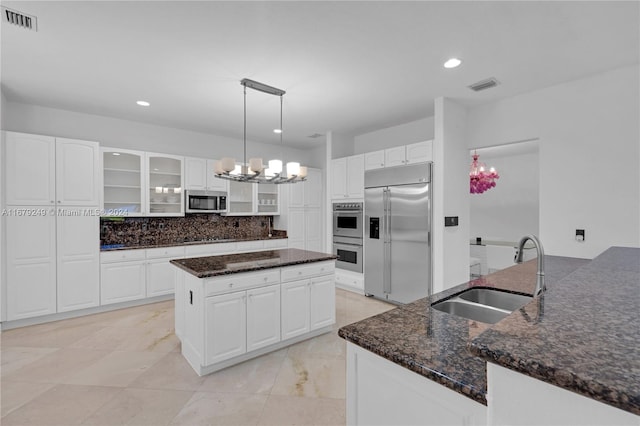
left=331, top=132, right=355, bottom=159
left=469, top=150, right=539, bottom=242
left=433, top=98, right=470, bottom=293
left=466, top=65, right=640, bottom=258
left=2, top=101, right=320, bottom=168
left=354, top=116, right=434, bottom=154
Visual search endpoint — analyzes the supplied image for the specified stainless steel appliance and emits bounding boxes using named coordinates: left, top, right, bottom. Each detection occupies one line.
left=185, top=190, right=227, bottom=213
left=332, top=202, right=363, bottom=272
left=333, top=235, right=363, bottom=273
left=332, top=202, right=363, bottom=238
left=364, top=163, right=432, bottom=304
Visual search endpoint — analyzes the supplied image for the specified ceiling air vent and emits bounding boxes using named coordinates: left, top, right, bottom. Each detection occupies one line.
left=468, top=77, right=499, bottom=92
left=2, top=7, right=37, bottom=31
left=307, top=133, right=324, bottom=139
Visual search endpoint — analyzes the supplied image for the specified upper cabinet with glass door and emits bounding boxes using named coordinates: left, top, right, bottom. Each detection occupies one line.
left=101, top=148, right=145, bottom=216
left=257, top=183, right=279, bottom=215
left=146, top=153, right=184, bottom=216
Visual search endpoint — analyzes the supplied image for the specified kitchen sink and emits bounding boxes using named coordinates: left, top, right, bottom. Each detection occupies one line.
left=431, top=288, right=532, bottom=324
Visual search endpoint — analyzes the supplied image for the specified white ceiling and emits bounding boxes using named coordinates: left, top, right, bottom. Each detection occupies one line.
left=2, top=1, right=638, bottom=149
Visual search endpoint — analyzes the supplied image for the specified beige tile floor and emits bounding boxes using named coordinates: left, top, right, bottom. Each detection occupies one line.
left=1, top=289, right=393, bottom=426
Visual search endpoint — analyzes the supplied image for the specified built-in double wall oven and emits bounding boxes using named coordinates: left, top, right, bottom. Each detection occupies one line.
left=332, top=202, right=363, bottom=273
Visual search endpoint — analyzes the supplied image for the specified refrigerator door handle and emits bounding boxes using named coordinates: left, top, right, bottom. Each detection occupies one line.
left=383, top=188, right=392, bottom=295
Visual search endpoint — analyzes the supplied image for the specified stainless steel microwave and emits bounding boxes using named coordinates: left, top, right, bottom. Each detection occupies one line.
left=185, top=190, right=227, bottom=213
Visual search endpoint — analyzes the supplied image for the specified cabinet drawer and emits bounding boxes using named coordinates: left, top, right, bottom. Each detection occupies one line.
left=281, top=261, right=335, bottom=282
left=263, top=238, right=287, bottom=249
left=236, top=240, right=265, bottom=252
left=100, top=249, right=146, bottom=263
left=335, top=272, right=364, bottom=289
left=146, top=246, right=185, bottom=259
left=205, top=269, right=280, bottom=296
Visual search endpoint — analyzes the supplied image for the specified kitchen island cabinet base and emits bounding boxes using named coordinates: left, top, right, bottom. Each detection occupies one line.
left=347, top=343, right=487, bottom=426
left=487, top=363, right=639, bottom=426
left=183, top=324, right=332, bottom=376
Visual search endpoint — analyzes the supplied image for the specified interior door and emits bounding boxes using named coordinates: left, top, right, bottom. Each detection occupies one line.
left=364, top=187, right=385, bottom=298
left=388, top=183, right=430, bottom=304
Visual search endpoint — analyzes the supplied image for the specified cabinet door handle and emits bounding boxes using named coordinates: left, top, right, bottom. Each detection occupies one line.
left=263, top=277, right=268, bottom=282
left=50, top=200, right=54, bottom=204
left=189, top=290, right=193, bottom=305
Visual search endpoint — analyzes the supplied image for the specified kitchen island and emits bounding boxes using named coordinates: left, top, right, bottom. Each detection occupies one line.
left=171, top=248, right=337, bottom=376
left=339, top=247, right=639, bottom=425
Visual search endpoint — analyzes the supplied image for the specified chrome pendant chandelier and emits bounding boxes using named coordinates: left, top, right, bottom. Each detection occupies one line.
left=213, top=78, right=307, bottom=184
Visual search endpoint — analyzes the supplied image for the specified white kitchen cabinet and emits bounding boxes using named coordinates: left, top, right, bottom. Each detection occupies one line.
left=227, top=180, right=254, bottom=215
left=309, top=275, right=335, bottom=330
left=57, top=213, right=100, bottom=312
left=486, top=363, right=638, bottom=426
left=205, top=291, right=247, bottom=365
left=185, top=157, right=228, bottom=192
left=364, top=150, right=386, bottom=170
left=56, top=138, right=100, bottom=206
left=5, top=132, right=99, bottom=207
left=305, top=208, right=322, bottom=252
left=330, top=157, right=348, bottom=199
left=246, top=284, right=281, bottom=352
left=331, top=155, right=364, bottom=199
left=102, top=148, right=146, bottom=215
left=146, top=246, right=185, bottom=297
left=286, top=167, right=323, bottom=251
left=5, top=213, right=57, bottom=320
left=100, top=251, right=147, bottom=305
left=4, top=132, right=55, bottom=206
left=384, top=140, right=433, bottom=168
left=281, top=279, right=311, bottom=340
left=226, top=180, right=279, bottom=216
left=347, top=343, right=486, bottom=426
left=290, top=168, right=322, bottom=208
left=146, top=153, right=184, bottom=216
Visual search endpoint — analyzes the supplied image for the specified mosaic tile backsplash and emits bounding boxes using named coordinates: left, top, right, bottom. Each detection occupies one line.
left=100, top=215, right=279, bottom=247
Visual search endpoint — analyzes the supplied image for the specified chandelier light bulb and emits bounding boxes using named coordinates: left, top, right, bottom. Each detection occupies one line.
left=299, top=166, right=308, bottom=178
left=249, top=158, right=264, bottom=174
left=287, top=162, right=300, bottom=178
left=221, top=157, right=236, bottom=173
left=269, top=159, right=283, bottom=175
left=213, top=160, right=224, bottom=175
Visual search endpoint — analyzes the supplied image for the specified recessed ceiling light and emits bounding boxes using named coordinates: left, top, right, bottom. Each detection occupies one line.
left=273, top=128, right=283, bottom=134
left=136, top=100, right=150, bottom=107
left=112, top=152, right=120, bottom=156
left=444, top=58, right=462, bottom=69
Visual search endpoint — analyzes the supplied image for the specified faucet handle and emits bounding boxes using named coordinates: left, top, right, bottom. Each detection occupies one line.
left=514, top=248, right=521, bottom=263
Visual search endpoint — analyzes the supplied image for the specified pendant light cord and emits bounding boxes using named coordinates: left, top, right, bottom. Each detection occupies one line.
left=280, top=95, right=283, bottom=167
left=243, top=85, right=247, bottom=167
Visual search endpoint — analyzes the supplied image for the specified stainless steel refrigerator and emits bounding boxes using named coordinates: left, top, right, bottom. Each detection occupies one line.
left=364, top=163, right=432, bottom=304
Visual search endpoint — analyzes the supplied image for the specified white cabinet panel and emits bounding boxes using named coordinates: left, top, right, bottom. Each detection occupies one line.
left=281, top=280, right=311, bottom=340
left=305, top=208, right=322, bottom=245
left=5, top=132, right=56, bottom=206
left=365, top=150, right=385, bottom=170
left=207, top=161, right=228, bottom=192
left=406, top=140, right=432, bottom=164
left=346, top=154, right=364, bottom=198
left=6, top=213, right=57, bottom=320
left=289, top=178, right=305, bottom=208
left=185, top=157, right=207, bottom=190
left=57, top=213, right=99, bottom=312
left=100, top=261, right=146, bottom=305
left=55, top=138, right=100, bottom=206
left=287, top=209, right=305, bottom=242
left=246, top=284, right=281, bottom=352
left=205, top=291, right=247, bottom=364
left=331, top=158, right=347, bottom=199
left=310, top=276, right=335, bottom=330
left=384, top=146, right=406, bottom=168
left=304, top=168, right=323, bottom=207
left=146, top=259, right=178, bottom=297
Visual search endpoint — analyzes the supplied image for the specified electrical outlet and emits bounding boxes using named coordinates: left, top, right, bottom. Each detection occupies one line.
left=141, top=223, right=148, bottom=232
left=234, top=220, right=239, bottom=228
left=159, top=223, right=165, bottom=231
left=575, top=229, right=585, bottom=242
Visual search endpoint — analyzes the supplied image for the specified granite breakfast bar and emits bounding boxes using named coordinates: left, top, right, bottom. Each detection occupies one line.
left=171, top=248, right=337, bottom=376
left=339, top=247, right=639, bottom=425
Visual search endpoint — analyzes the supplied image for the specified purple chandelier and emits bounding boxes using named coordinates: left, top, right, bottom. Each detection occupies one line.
left=469, top=152, right=499, bottom=194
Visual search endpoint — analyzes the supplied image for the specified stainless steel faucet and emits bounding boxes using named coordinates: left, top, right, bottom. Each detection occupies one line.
left=515, top=235, right=546, bottom=296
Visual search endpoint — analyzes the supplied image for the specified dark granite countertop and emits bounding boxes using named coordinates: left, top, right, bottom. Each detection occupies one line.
left=170, top=248, right=337, bottom=278
left=100, top=234, right=288, bottom=251
left=469, top=246, right=640, bottom=415
left=338, top=255, right=590, bottom=406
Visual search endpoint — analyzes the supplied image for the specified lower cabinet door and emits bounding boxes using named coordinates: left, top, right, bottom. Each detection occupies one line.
left=205, top=291, right=247, bottom=365
left=310, top=276, right=336, bottom=330
left=146, top=259, right=176, bottom=297
left=246, top=284, right=281, bottom=352
left=281, top=279, right=310, bottom=340
left=100, top=261, right=146, bottom=305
